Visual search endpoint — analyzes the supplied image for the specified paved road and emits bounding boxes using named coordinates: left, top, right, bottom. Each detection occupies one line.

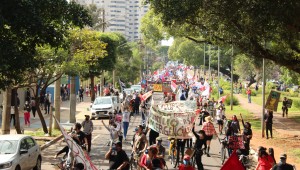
left=41, top=113, right=225, bottom=170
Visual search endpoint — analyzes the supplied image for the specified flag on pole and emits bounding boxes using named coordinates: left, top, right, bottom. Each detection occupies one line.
left=119, top=78, right=126, bottom=92
left=171, top=80, right=177, bottom=92
left=220, top=150, right=244, bottom=170
left=53, top=115, right=98, bottom=170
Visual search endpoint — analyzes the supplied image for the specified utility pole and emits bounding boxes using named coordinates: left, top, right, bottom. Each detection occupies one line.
left=230, top=45, right=234, bottom=110
left=208, top=44, right=211, bottom=81
left=203, top=43, right=206, bottom=76
left=217, top=46, right=220, bottom=99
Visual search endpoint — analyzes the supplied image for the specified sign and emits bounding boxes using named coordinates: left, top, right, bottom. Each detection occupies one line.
left=53, top=116, right=98, bottom=170
left=228, top=135, right=245, bottom=150
left=148, top=101, right=197, bottom=139
left=153, top=84, right=163, bottom=92
left=265, top=90, right=281, bottom=111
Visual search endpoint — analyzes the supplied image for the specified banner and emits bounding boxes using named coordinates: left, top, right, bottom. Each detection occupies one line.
left=265, top=90, right=281, bottom=111
left=228, top=135, right=245, bottom=150
left=153, top=84, right=163, bottom=92
left=53, top=116, right=98, bottom=170
left=149, top=101, right=197, bottom=139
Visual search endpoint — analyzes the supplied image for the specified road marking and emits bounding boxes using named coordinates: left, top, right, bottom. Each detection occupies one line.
left=92, top=135, right=100, bottom=142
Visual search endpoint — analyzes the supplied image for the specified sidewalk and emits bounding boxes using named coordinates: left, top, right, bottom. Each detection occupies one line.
left=1, top=97, right=92, bottom=134
left=235, top=94, right=300, bottom=137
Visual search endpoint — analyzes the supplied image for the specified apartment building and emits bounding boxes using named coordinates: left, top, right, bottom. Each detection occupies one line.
left=74, top=0, right=149, bottom=41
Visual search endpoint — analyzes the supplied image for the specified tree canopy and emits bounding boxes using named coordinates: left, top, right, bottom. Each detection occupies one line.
left=146, top=0, right=300, bottom=73
left=0, top=0, right=91, bottom=89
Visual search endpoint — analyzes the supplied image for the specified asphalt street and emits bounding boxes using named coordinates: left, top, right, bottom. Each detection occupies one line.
left=41, top=111, right=225, bottom=170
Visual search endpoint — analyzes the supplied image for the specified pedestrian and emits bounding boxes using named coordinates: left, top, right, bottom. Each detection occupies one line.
left=148, top=127, right=159, bottom=146
left=255, top=146, right=275, bottom=170
left=272, top=153, right=294, bottom=170
left=282, top=97, right=288, bottom=117
left=115, top=115, right=123, bottom=143
left=134, top=92, right=141, bottom=115
left=139, top=146, right=161, bottom=170
left=246, top=87, right=251, bottom=103
left=105, top=141, right=130, bottom=170
left=201, top=116, right=218, bottom=157
left=78, top=86, right=84, bottom=102
left=85, top=86, right=89, bottom=97
left=122, top=106, right=130, bottom=140
left=44, top=91, right=51, bottom=114
left=140, top=101, right=147, bottom=124
left=10, top=106, right=16, bottom=126
left=225, top=120, right=233, bottom=156
left=24, top=101, right=31, bottom=127
left=240, top=113, right=252, bottom=156
left=102, top=120, right=120, bottom=146
left=133, top=125, right=148, bottom=156
left=25, top=88, right=31, bottom=102
left=82, top=115, right=93, bottom=153
left=30, top=97, right=37, bottom=119
left=239, top=82, right=243, bottom=94
left=264, top=110, right=273, bottom=139
left=269, top=148, right=276, bottom=164
left=255, top=84, right=259, bottom=91
left=231, top=115, right=240, bottom=134
left=192, top=124, right=205, bottom=170
left=216, top=106, right=224, bottom=134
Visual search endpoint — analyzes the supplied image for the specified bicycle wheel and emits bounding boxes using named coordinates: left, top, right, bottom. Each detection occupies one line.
left=221, top=146, right=226, bottom=164
left=170, top=147, right=176, bottom=165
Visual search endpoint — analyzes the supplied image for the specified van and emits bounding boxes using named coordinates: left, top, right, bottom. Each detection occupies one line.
left=90, top=96, right=120, bottom=119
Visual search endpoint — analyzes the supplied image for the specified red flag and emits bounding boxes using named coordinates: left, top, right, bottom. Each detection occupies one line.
left=141, top=91, right=153, bottom=101
left=220, top=150, right=244, bottom=170
left=171, top=80, right=177, bottom=92
left=219, top=95, right=227, bottom=103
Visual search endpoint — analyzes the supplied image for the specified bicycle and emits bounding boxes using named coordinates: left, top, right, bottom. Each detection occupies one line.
left=168, top=138, right=178, bottom=168
left=129, top=151, right=142, bottom=170
left=51, top=155, right=71, bottom=170
left=218, top=137, right=228, bottom=164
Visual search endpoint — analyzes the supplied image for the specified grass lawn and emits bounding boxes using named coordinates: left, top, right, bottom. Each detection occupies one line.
left=25, top=128, right=62, bottom=137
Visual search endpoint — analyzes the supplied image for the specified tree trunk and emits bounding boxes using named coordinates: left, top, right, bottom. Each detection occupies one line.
left=54, top=77, right=61, bottom=129
left=90, top=75, right=95, bottom=102
left=70, top=76, right=76, bottom=123
left=100, top=72, right=104, bottom=96
left=12, top=88, right=21, bottom=134
left=35, top=86, right=48, bottom=134
left=1, top=87, right=12, bottom=134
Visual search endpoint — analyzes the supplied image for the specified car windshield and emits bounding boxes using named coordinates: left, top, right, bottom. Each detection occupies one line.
left=94, top=98, right=111, bottom=105
left=0, top=140, right=18, bottom=154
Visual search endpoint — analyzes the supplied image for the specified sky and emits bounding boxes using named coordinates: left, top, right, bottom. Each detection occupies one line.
left=161, top=37, right=174, bottom=46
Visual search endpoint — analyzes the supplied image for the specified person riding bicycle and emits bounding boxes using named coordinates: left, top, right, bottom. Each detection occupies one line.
left=152, top=137, right=166, bottom=167
left=178, top=155, right=195, bottom=170
left=192, top=123, right=205, bottom=170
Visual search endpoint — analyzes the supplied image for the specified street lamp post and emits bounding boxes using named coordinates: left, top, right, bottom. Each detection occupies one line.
left=217, top=46, right=220, bottom=99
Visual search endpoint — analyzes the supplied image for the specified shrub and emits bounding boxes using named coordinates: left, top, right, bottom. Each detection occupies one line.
left=294, top=100, right=300, bottom=109
left=225, top=95, right=239, bottom=106
left=251, top=91, right=257, bottom=96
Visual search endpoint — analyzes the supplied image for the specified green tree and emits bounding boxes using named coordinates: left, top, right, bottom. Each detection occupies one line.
left=146, top=0, right=300, bottom=73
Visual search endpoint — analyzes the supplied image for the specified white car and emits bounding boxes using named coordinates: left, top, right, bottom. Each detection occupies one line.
left=90, top=96, right=120, bottom=119
left=0, top=135, right=42, bottom=170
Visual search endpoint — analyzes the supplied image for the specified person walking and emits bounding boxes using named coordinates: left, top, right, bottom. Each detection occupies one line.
left=82, top=115, right=93, bottom=153
left=134, top=92, right=141, bottom=115
left=10, top=106, right=16, bottom=126
left=240, top=114, right=252, bottom=156
left=44, top=91, right=51, bottom=114
left=201, top=116, right=218, bottom=157
left=122, top=106, right=130, bottom=140
left=272, top=153, right=295, bottom=170
left=282, top=97, right=289, bottom=117
left=78, top=86, right=84, bottom=102
left=246, top=87, right=252, bottom=103
left=216, top=106, right=224, bottom=134
left=30, top=97, right=37, bottom=119
left=24, top=101, right=31, bottom=127
left=264, top=110, right=273, bottom=139
left=231, top=115, right=241, bottom=134
left=255, top=146, right=275, bottom=170
left=192, top=123, right=205, bottom=170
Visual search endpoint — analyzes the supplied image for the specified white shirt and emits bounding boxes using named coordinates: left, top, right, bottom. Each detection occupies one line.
left=216, top=109, right=223, bottom=120
left=122, top=111, right=130, bottom=123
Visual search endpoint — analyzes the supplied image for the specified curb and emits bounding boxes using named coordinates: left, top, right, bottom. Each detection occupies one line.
left=40, top=134, right=64, bottom=151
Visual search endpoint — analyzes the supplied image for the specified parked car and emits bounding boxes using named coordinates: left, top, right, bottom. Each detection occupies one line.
left=123, top=88, right=133, bottom=95
left=90, top=96, right=120, bottom=119
left=0, top=134, right=42, bottom=170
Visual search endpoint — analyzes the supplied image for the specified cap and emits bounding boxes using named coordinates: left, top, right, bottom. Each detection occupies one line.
left=156, top=137, right=162, bottom=141
left=114, top=141, right=122, bottom=147
left=280, top=153, right=287, bottom=159
left=183, top=155, right=190, bottom=160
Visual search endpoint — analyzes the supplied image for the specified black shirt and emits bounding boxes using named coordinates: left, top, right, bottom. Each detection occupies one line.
left=272, top=163, right=294, bottom=170
left=109, top=149, right=129, bottom=170
left=73, top=131, right=86, bottom=145
left=192, top=127, right=205, bottom=151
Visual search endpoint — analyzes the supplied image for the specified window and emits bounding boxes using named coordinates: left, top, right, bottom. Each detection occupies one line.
left=20, top=139, right=27, bottom=150
left=26, top=138, right=36, bottom=149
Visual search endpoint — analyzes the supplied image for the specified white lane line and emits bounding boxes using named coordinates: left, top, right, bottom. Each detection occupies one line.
left=92, top=135, right=100, bottom=142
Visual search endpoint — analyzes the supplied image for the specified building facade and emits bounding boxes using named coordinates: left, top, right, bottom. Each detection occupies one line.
left=74, top=0, right=149, bottom=41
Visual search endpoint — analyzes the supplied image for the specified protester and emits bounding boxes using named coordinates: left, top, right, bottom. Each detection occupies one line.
left=44, top=91, right=51, bottom=114
left=199, top=108, right=209, bottom=126
left=55, top=123, right=88, bottom=158
left=240, top=113, right=252, bottom=156
left=282, top=97, right=288, bottom=117
left=201, top=116, right=218, bottom=157
left=272, top=153, right=294, bottom=170
left=255, top=146, right=275, bottom=170
left=153, top=137, right=166, bottom=159
left=81, top=115, right=93, bottom=153
left=102, top=120, right=120, bottom=146
left=246, top=87, right=251, bottom=103
left=105, top=141, right=130, bottom=170
left=140, top=146, right=162, bottom=170
left=216, top=106, right=224, bottom=134
left=140, top=101, right=147, bottom=123
left=264, top=110, right=273, bottom=139
left=178, top=155, right=195, bottom=170
left=122, top=106, right=130, bottom=140
left=133, top=125, right=148, bottom=156
left=192, top=124, right=205, bottom=170
left=231, top=115, right=240, bottom=134
left=24, top=101, right=31, bottom=127
left=30, top=97, right=37, bottom=119
left=225, top=120, right=233, bottom=156
left=269, top=148, right=276, bottom=164
left=78, top=86, right=84, bottom=102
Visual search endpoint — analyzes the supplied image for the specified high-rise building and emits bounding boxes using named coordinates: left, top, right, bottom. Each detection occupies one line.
left=74, top=0, right=149, bottom=41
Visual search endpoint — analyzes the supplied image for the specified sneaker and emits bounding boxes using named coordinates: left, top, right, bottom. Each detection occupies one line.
left=207, top=153, right=211, bottom=157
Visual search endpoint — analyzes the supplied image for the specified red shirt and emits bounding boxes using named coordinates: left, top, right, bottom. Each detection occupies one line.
left=178, top=164, right=195, bottom=170
left=246, top=89, right=251, bottom=95
left=257, top=155, right=274, bottom=170
left=202, top=122, right=217, bottom=136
